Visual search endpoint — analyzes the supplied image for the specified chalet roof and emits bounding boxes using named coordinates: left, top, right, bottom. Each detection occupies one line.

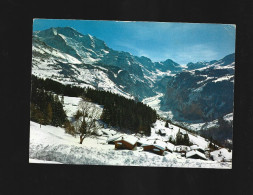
left=137, top=138, right=153, bottom=145
left=186, top=150, right=207, bottom=160
left=153, top=140, right=167, bottom=151
left=107, top=134, right=123, bottom=143
left=190, top=145, right=205, bottom=152
left=115, top=135, right=138, bottom=146
left=124, top=135, right=138, bottom=145
left=166, top=142, right=175, bottom=151
left=190, top=145, right=199, bottom=150
left=141, top=139, right=169, bottom=151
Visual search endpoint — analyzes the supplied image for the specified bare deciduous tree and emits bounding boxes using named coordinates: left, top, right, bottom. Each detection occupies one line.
left=74, top=100, right=101, bottom=144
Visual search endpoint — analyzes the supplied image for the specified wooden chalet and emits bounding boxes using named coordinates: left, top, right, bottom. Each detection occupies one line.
left=114, top=135, right=138, bottom=150
left=107, top=134, right=123, bottom=144
left=190, top=145, right=205, bottom=154
left=142, top=140, right=167, bottom=155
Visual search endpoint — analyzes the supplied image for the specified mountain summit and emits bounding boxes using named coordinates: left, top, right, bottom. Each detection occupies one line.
left=32, top=27, right=184, bottom=100
left=34, top=27, right=110, bottom=64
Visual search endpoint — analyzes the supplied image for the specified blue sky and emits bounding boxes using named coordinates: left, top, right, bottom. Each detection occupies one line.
left=33, top=19, right=236, bottom=64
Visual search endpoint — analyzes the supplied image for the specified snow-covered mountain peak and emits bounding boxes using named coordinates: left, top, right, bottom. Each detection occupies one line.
left=87, top=34, right=93, bottom=39
left=213, top=53, right=235, bottom=66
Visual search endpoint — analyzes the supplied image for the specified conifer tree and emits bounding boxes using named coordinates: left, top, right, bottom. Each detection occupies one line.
left=60, top=95, right=64, bottom=104
left=165, top=120, right=169, bottom=128
left=47, top=103, right=53, bottom=124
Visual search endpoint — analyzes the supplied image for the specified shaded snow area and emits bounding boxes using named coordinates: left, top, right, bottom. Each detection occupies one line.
left=29, top=120, right=231, bottom=168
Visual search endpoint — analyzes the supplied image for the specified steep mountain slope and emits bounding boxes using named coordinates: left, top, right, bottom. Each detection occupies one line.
left=34, top=27, right=110, bottom=64
left=32, top=37, right=133, bottom=99
left=160, top=53, right=235, bottom=123
left=32, top=27, right=183, bottom=100
left=32, top=27, right=184, bottom=100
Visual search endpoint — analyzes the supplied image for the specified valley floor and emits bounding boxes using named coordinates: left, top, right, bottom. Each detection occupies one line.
left=142, top=93, right=233, bottom=133
left=142, top=92, right=174, bottom=119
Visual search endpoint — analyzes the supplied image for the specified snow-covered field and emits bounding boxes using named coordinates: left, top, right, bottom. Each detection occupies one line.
left=29, top=96, right=232, bottom=168
left=29, top=121, right=231, bottom=168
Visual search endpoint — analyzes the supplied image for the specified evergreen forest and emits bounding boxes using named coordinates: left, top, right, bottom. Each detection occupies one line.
left=30, top=75, right=157, bottom=135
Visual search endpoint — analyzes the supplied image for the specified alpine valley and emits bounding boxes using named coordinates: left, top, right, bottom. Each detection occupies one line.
left=32, top=27, right=234, bottom=147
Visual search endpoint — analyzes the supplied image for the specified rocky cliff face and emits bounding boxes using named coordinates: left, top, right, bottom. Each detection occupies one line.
left=160, top=54, right=235, bottom=123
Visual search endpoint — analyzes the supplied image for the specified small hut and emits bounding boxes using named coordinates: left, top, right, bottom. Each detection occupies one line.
left=114, top=135, right=138, bottom=150
left=186, top=150, right=207, bottom=160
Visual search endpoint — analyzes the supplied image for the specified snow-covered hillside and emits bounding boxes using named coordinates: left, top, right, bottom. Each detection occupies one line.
left=29, top=120, right=231, bottom=168
left=32, top=38, right=134, bottom=99
left=29, top=96, right=232, bottom=168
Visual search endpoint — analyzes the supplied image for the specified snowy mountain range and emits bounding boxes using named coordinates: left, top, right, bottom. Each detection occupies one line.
left=32, top=27, right=183, bottom=100
left=32, top=26, right=235, bottom=130
left=160, top=54, right=235, bottom=123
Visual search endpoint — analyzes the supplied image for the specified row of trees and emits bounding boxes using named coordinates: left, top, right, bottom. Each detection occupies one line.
left=31, top=75, right=84, bottom=97
left=31, top=75, right=157, bottom=139
left=84, top=88, right=157, bottom=135
left=168, top=129, right=192, bottom=146
left=30, top=87, right=67, bottom=127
